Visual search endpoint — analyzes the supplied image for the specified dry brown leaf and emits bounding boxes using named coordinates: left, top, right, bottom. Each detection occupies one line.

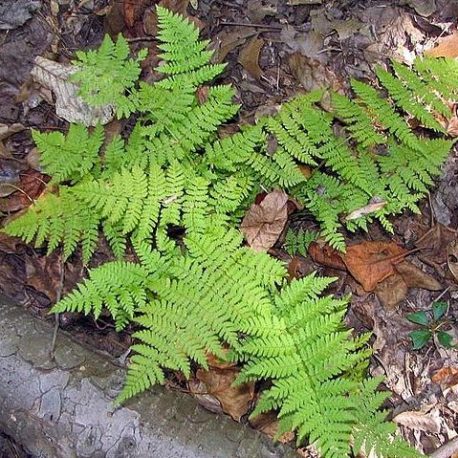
left=196, top=367, right=255, bottom=421
left=308, top=242, right=346, bottom=270
left=206, top=350, right=236, bottom=370
left=447, top=239, right=458, bottom=283
left=238, top=36, right=264, bottom=81
left=0, top=169, right=48, bottom=213
left=26, top=251, right=63, bottom=303
left=249, top=412, right=294, bottom=443
left=395, top=261, right=442, bottom=290
left=213, top=27, right=260, bottom=64
left=416, top=224, right=457, bottom=266
left=123, top=0, right=150, bottom=28
left=393, top=410, right=441, bottom=433
left=288, top=53, right=341, bottom=92
left=241, top=190, right=288, bottom=252
left=342, top=241, right=407, bottom=292
left=375, top=273, right=408, bottom=309
left=425, top=31, right=458, bottom=58
left=432, top=367, right=458, bottom=389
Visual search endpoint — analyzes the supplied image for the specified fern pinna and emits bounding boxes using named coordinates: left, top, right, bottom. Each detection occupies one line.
left=3, top=5, right=456, bottom=457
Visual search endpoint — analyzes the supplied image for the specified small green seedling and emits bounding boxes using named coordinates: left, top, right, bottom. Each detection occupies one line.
left=406, top=301, right=455, bottom=350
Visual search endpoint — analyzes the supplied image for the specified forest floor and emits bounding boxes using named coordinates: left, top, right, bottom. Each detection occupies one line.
left=0, top=0, right=457, bottom=456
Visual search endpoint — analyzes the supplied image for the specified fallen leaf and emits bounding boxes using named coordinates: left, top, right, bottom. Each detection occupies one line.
left=344, top=199, right=387, bottom=222
left=308, top=242, right=346, bottom=270
left=123, top=0, right=150, bottom=28
left=425, top=31, right=458, bottom=58
left=31, top=57, right=114, bottom=126
left=447, top=239, right=458, bottom=282
left=288, top=53, right=342, bottom=92
left=446, top=106, right=458, bottom=137
left=393, top=410, right=441, bottom=433
left=188, top=378, right=223, bottom=414
left=26, top=251, right=63, bottom=303
left=238, top=36, right=264, bottom=81
left=416, top=224, right=457, bottom=266
left=0, top=169, right=48, bottom=213
left=403, top=0, right=436, bottom=17
left=0, top=123, right=25, bottom=141
left=213, top=27, right=261, bottom=64
left=395, top=261, right=442, bottom=290
left=249, top=411, right=294, bottom=442
left=432, top=367, right=458, bottom=389
left=196, top=367, right=255, bottom=421
left=375, top=273, right=408, bottom=309
left=241, top=190, right=289, bottom=252
left=343, top=241, right=407, bottom=292
left=206, top=350, right=236, bottom=370
left=287, top=255, right=315, bottom=280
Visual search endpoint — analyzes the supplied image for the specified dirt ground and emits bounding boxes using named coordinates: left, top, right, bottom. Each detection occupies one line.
left=0, top=0, right=457, bottom=456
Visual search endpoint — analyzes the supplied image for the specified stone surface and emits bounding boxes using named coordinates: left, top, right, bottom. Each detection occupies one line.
left=0, top=298, right=296, bottom=458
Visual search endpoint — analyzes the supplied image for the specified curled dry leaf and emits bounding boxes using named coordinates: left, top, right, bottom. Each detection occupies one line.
left=375, top=273, right=409, bottom=310
left=241, top=189, right=289, bottom=252
left=393, top=410, right=441, bottom=433
left=447, top=239, right=458, bottom=283
left=238, top=36, right=264, bottom=81
left=342, top=241, right=407, bottom=292
left=195, top=367, right=255, bottom=421
left=31, top=57, right=114, bottom=126
left=213, top=27, right=260, bottom=64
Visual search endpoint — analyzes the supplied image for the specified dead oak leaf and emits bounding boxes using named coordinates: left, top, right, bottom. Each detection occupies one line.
left=241, top=190, right=288, bottom=252
left=196, top=367, right=255, bottom=421
left=447, top=239, right=458, bottom=283
left=342, top=241, right=407, bottom=292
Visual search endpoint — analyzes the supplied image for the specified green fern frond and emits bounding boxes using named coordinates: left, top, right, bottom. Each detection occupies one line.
left=72, top=34, right=147, bottom=117
left=33, top=124, right=104, bottom=183
left=3, top=189, right=100, bottom=263
left=284, top=228, right=317, bottom=256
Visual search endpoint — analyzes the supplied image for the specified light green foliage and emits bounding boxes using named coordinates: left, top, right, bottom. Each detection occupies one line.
left=5, top=7, right=456, bottom=456
left=284, top=228, right=317, bottom=256
left=71, top=34, right=147, bottom=117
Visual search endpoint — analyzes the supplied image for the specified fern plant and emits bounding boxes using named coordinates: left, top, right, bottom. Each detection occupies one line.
left=4, top=6, right=457, bottom=457
left=284, top=228, right=317, bottom=256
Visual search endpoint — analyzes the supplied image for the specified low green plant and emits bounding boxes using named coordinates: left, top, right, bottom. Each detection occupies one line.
left=4, top=5, right=457, bottom=456
left=284, top=228, right=317, bottom=256
left=407, top=302, right=455, bottom=350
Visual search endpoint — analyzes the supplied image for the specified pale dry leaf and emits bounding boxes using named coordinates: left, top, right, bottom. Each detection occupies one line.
left=345, top=199, right=387, bottom=222
left=343, top=241, right=407, bottom=292
left=241, top=190, right=288, bottom=252
left=238, top=36, right=264, bottom=80
left=31, top=56, right=114, bottom=126
left=425, top=31, right=458, bottom=58
left=393, top=410, right=441, bottom=433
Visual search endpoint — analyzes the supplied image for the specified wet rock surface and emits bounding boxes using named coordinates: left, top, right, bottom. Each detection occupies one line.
left=0, top=297, right=295, bottom=458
